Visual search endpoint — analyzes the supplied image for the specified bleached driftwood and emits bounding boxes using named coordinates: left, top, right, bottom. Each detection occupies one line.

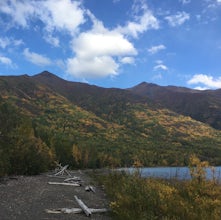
left=64, top=177, right=81, bottom=182
left=54, top=164, right=71, bottom=176
left=48, top=182, right=81, bottom=187
left=74, top=195, right=92, bottom=216
left=45, top=207, right=108, bottom=214
left=85, top=185, right=96, bottom=193
left=46, top=195, right=109, bottom=216
left=45, top=208, right=82, bottom=214
left=47, top=175, right=70, bottom=179
left=90, top=208, right=109, bottom=213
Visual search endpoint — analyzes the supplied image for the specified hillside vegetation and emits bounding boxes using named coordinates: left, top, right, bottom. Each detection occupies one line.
left=130, top=82, right=221, bottom=130
left=1, top=71, right=221, bottom=176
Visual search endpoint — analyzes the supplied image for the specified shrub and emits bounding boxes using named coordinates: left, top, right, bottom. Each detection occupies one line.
left=101, top=156, right=221, bottom=220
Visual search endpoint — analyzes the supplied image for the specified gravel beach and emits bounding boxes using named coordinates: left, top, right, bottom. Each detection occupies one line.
left=0, top=170, right=111, bottom=220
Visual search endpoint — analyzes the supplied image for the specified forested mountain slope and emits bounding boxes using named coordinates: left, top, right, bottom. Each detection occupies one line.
left=129, top=82, right=221, bottom=130
left=1, top=71, right=221, bottom=176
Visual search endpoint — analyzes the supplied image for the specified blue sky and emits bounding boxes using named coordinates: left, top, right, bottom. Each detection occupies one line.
left=0, top=0, right=221, bottom=90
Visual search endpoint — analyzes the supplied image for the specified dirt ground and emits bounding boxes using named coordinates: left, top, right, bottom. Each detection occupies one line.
left=0, top=170, right=112, bottom=220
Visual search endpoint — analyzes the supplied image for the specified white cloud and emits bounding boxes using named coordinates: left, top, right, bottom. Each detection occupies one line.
left=148, top=44, right=166, bottom=54
left=155, top=60, right=164, bottom=64
left=67, top=56, right=119, bottom=78
left=118, top=11, right=159, bottom=38
left=0, top=0, right=158, bottom=79
left=67, top=29, right=137, bottom=78
left=0, top=0, right=85, bottom=38
left=0, top=0, right=85, bottom=59
left=44, top=34, right=60, bottom=47
left=153, top=60, right=168, bottom=71
left=23, top=48, right=52, bottom=66
left=179, top=0, right=191, bottom=4
left=66, top=7, right=139, bottom=79
left=194, top=86, right=210, bottom=90
left=73, top=31, right=137, bottom=59
left=38, top=0, right=85, bottom=34
left=13, top=39, right=24, bottom=47
left=116, top=1, right=159, bottom=38
left=0, top=0, right=35, bottom=27
left=165, top=11, right=190, bottom=27
left=120, top=57, right=135, bottom=64
left=66, top=1, right=158, bottom=79
left=0, top=38, right=10, bottom=49
left=154, top=64, right=168, bottom=71
left=0, top=37, right=23, bottom=49
left=188, top=74, right=221, bottom=89
left=0, top=56, right=13, bottom=66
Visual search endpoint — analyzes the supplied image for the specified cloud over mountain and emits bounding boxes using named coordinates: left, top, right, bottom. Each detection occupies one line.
left=66, top=0, right=157, bottom=78
left=23, top=48, right=52, bottom=66
left=188, top=74, right=221, bottom=90
left=0, top=0, right=159, bottom=79
left=0, top=0, right=220, bottom=89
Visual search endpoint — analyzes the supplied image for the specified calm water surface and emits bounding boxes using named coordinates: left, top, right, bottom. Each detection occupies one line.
left=119, top=166, right=221, bottom=180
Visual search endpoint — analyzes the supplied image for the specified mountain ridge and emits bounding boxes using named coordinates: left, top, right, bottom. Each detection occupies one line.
left=2, top=71, right=221, bottom=130
left=129, top=81, right=221, bottom=130
left=32, top=71, right=221, bottom=130
left=1, top=71, right=221, bottom=173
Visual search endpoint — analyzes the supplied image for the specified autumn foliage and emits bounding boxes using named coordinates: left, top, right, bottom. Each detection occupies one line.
left=2, top=73, right=221, bottom=176
left=101, top=156, right=221, bottom=220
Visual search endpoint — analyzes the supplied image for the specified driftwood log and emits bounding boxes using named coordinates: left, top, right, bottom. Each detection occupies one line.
left=64, top=177, right=81, bottom=182
left=46, top=195, right=109, bottom=216
left=85, top=185, right=96, bottom=193
left=47, top=175, right=71, bottom=179
left=45, top=207, right=108, bottom=214
left=54, top=164, right=71, bottom=176
left=48, top=182, right=81, bottom=187
left=74, top=195, right=92, bottom=216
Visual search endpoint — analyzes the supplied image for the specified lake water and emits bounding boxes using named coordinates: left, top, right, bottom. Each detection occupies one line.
left=119, top=166, right=221, bottom=180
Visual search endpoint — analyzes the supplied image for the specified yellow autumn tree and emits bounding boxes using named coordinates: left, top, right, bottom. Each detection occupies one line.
left=72, top=144, right=82, bottom=167
left=189, top=154, right=209, bottom=184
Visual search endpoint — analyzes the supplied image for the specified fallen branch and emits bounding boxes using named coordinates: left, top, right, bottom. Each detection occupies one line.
left=45, top=207, right=109, bottom=214
left=74, top=195, right=92, bottom=216
left=64, top=177, right=81, bottom=182
left=45, top=208, right=82, bottom=214
left=47, top=175, right=69, bottom=179
left=48, top=182, right=81, bottom=187
left=54, top=164, right=71, bottom=176
left=45, top=209, right=62, bottom=214
left=85, top=185, right=96, bottom=193
left=57, top=163, right=72, bottom=176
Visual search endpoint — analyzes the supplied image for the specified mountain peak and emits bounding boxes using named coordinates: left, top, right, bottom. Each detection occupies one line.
left=36, top=71, right=57, bottom=78
left=136, top=82, right=158, bottom=87
left=33, top=71, right=65, bottom=82
left=128, top=82, right=159, bottom=95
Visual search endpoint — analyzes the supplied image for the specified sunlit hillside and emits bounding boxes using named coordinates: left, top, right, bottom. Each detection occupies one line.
left=1, top=72, right=221, bottom=176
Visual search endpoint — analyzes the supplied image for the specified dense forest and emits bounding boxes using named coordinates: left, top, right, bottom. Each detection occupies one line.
left=1, top=72, right=221, bottom=176
left=0, top=99, right=54, bottom=176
